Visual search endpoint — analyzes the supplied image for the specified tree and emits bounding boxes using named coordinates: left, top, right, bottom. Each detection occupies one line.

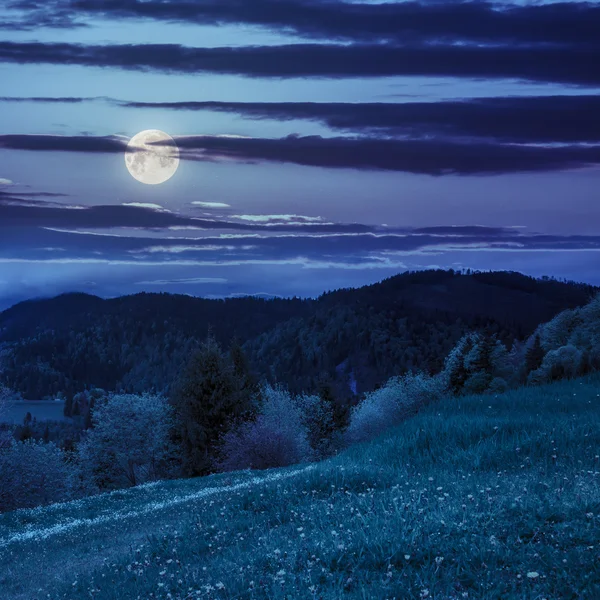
left=229, top=339, right=260, bottom=421
left=525, top=334, right=545, bottom=375
left=216, top=386, right=310, bottom=471
left=443, top=334, right=474, bottom=394
left=0, top=439, right=74, bottom=512
left=346, top=372, right=444, bottom=445
left=172, top=336, right=241, bottom=476
left=78, top=393, right=177, bottom=489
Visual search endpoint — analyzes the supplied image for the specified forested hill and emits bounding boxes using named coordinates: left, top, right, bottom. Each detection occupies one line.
left=0, top=270, right=596, bottom=399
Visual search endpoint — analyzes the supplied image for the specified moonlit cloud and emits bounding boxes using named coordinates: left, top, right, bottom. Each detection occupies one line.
left=191, top=201, right=231, bottom=209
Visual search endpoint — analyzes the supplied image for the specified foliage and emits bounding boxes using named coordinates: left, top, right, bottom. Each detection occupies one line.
left=0, top=271, right=594, bottom=400
left=215, top=386, right=310, bottom=471
left=0, top=438, right=74, bottom=512
left=172, top=336, right=254, bottom=476
left=78, top=393, right=177, bottom=490
left=345, top=372, right=444, bottom=444
left=526, top=294, right=600, bottom=384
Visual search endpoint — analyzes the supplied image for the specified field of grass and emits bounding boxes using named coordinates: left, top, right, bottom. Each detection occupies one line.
left=1, top=377, right=599, bottom=599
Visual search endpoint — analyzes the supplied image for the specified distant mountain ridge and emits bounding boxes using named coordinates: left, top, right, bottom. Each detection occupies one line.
left=0, top=270, right=596, bottom=399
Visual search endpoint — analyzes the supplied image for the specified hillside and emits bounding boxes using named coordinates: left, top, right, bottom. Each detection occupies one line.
left=1, top=376, right=598, bottom=599
left=0, top=270, right=595, bottom=399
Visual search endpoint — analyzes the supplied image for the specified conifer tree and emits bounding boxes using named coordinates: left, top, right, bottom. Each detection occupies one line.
left=173, top=336, right=240, bottom=476
left=525, top=334, right=545, bottom=375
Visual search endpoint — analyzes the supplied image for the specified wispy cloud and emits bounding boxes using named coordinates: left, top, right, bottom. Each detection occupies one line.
left=5, top=0, right=600, bottom=48
left=0, top=41, right=599, bottom=85
left=3, top=133, right=600, bottom=175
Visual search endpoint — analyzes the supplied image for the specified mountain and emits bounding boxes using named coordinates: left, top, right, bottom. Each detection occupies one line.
left=0, top=270, right=596, bottom=399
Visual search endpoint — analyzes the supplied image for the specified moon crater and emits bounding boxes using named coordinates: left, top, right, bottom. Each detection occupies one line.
left=125, top=129, right=179, bottom=185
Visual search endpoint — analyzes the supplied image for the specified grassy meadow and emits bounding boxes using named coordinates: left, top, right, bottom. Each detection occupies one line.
left=1, top=376, right=599, bottom=600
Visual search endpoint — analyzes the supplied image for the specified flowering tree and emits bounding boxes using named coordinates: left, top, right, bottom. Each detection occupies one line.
left=0, top=439, right=74, bottom=512
left=216, top=386, right=310, bottom=471
left=345, top=372, right=444, bottom=445
left=78, top=393, right=177, bottom=489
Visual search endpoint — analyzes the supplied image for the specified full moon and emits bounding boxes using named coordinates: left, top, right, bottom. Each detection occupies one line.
left=124, top=129, right=180, bottom=185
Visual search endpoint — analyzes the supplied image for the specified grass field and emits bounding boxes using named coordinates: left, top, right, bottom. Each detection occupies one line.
left=1, top=377, right=599, bottom=599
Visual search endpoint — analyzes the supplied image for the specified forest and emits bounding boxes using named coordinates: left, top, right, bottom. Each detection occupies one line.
left=0, top=269, right=595, bottom=400
left=1, top=269, right=599, bottom=512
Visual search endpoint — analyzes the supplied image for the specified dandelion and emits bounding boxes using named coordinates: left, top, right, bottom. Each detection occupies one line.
left=404, top=554, right=411, bottom=560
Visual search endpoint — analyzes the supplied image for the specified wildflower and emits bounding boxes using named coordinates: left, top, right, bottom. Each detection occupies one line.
left=527, top=572, right=539, bottom=579
left=404, top=554, right=411, bottom=560
left=216, top=582, right=225, bottom=590
left=435, top=557, right=444, bottom=565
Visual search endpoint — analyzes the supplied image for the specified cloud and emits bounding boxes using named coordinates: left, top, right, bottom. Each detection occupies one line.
left=7, top=0, right=600, bottom=47
left=0, top=178, right=13, bottom=186
left=134, top=277, right=227, bottom=285
left=174, top=134, right=600, bottom=176
left=0, top=41, right=599, bottom=85
left=0, top=196, right=378, bottom=234
left=191, top=201, right=231, bottom=209
left=3, top=133, right=600, bottom=175
left=3, top=223, right=600, bottom=271
left=118, top=96, right=600, bottom=144
left=0, top=96, right=91, bottom=103
left=0, top=134, right=126, bottom=153
left=4, top=95, right=600, bottom=144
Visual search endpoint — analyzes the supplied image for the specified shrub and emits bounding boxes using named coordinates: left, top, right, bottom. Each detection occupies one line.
left=0, top=439, right=74, bottom=512
left=295, top=393, right=336, bottom=459
left=528, top=344, right=583, bottom=385
left=345, top=372, right=444, bottom=444
left=78, top=393, right=178, bottom=489
left=216, top=386, right=310, bottom=471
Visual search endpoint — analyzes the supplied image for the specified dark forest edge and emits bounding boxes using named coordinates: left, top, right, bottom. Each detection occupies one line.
left=0, top=268, right=599, bottom=512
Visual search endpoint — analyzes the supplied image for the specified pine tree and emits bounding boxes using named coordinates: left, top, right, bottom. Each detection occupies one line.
left=317, top=373, right=348, bottom=432
left=525, top=334, right=545, bottom=375
left=229, top=339, right=259, bottom=421
left=173, top=336, right=239, bottom=476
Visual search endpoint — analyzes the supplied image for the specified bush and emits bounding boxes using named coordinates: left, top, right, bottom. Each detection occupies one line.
left=345, top=372, right=444, bottom=444
left=528, top=344, right=583, bottom=385
left=295, top=393, right=336, bottom=459
left=216, top=386, right=310, bottom=471
left=0, top=439, right=74, bottom=512
left=78, top=393, right=178, bottom=490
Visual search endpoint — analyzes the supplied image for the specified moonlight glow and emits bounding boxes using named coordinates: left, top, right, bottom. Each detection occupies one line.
left=125, top=129, right=180, bottom=185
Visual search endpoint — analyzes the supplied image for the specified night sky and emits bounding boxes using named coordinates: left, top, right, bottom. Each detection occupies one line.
left=1, top=0, right=599, bottom=307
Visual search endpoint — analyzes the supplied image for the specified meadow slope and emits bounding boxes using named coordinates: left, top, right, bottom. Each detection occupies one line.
left=1, top=377, right=599, bottom=599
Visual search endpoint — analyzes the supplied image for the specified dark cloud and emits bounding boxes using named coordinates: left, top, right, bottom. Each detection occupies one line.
left=3, top=133, right=600, bottom=175
left=174, top=134, right=600, bottom=175
left=8, top=0, right=600, bottom=47
left=0, top=134, right=126, bottom=153
left=120, top=96, right=600, bottom=144
left=0, top=96, right=90, bottom=103
left=3, top=95, right=600, bottom=144
left=0, top=41, right=599, bottom=85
